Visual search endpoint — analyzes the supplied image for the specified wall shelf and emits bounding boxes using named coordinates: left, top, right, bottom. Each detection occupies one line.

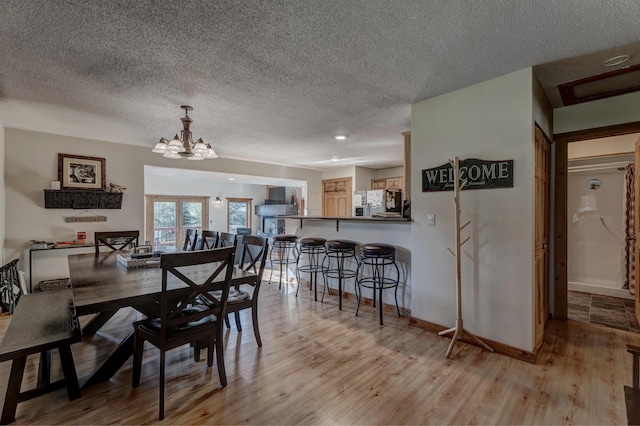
left=43, top=190, right=123, bottom=209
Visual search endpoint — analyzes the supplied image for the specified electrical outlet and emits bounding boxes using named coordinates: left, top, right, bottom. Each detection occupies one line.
left=427, top=214, right=435, bottom=226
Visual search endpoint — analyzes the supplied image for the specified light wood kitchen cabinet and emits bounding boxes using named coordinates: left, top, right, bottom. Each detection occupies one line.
left=371, top=176, right=404, bottom=192
left=322, top=177, right=352, bottom=217
left=371, top=179, right=387, bottom=190
left=386, top=177, right=403, bottom=190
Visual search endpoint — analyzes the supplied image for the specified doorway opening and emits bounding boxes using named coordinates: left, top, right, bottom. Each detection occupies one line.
left=554, top=122, right=640, bottom=332
left=566, top=150, right=638, bottom=331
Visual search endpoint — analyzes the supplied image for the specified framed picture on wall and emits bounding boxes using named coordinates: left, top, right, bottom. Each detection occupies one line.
left=58, top=153, right=106, bottom=190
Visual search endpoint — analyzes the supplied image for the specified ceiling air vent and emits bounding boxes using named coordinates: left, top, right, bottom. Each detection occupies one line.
left=558, top=63, right=640, bottom=106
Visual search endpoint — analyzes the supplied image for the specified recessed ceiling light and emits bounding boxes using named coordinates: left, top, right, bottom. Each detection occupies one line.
left=227, top=177, right=235, bottom=181
left=334, top=135, right=347, bottom=140
left=331, top=157, right=339, bottom=162
left=603, top=55, right=630, bottom=67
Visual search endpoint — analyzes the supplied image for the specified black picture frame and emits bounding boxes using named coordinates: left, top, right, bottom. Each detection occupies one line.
left=58, top=153, right=106, bottom=191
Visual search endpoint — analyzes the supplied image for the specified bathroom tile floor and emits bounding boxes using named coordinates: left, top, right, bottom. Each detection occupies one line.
left=568, top=290, right=640, bottom=332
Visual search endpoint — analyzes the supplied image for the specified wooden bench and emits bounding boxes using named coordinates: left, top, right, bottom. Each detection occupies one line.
left=0, top=289, right=81, bottom=424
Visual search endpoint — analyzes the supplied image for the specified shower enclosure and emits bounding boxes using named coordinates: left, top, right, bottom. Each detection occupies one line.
left=567, top=158, right=633, bottom=299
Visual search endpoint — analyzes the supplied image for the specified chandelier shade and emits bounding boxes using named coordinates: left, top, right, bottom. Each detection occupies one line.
left=152, top=105, right=218, bottom=160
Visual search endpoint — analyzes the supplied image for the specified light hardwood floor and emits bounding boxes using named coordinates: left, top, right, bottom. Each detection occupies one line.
left=1, top=280, right=639, bottom=424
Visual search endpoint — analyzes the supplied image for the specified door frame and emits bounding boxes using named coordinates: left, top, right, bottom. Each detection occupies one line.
left=553, top=120, right=640, bottom=319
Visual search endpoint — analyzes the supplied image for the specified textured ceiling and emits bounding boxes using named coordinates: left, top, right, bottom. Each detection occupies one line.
left=2, top=1, right=640, bottom=170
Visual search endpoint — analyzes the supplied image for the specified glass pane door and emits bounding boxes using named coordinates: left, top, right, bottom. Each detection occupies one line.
left=146, top=196, right=210, bottom=250
left=182, top=201, right=204, bottom=238
left=153, top=201, right=177, bottom=249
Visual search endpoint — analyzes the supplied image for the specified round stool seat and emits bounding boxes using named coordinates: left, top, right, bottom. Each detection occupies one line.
left=299, top=237, right=326, bottom=247
left=274, top=234, right=297, bottom=243
left=326, top=239, right=357, bottom=251
left=360, top=243, right=395, bottom=257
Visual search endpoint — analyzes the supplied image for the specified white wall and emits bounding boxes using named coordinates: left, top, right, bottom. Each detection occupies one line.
left=4, top=128, right=322, bottom=287
left=354, top=167, right=376, bottom=191
left=375, top=166, right=404, bottom=179
left=554, top=91, right=640, bottom=134
left=411, top=68, right=537, bottom=351
left=568, top=134, right=639, bottom=158
left=144, top=175, right=267, bottom=234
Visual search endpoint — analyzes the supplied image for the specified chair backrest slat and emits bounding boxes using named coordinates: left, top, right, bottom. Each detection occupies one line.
left=94, top=231, right=139, bottom=256
left=199, top=230, right=219, bottom=250
left=159, top=247, right=235, bottom=341
left=0, top=259, right=20, bottom=314
left=237, top=236, right=269, bottom=304
left=182, top=229, right=199, bottom=251
left=217, top=232, right=237, bottom=248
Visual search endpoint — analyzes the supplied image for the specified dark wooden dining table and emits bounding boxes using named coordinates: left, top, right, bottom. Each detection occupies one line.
left=68, top=251, right=257, bottom=388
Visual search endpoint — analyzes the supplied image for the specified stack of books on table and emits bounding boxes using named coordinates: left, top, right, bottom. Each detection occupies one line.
left=116, top=251, right=162, bottom=269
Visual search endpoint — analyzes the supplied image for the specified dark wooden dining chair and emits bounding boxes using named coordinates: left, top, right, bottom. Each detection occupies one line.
left=182, top=229, right=199, bottom=251
left=199, top=230, right=219, bottom=250
left=94, top=231, right=139, bottom=256
left=217, top=232, right=237, bottom=248
left=0, top=259, right=21, bottom=314
left=131, top=247, right=235, bottom=421
left=196, top=236, right=269, bottom=350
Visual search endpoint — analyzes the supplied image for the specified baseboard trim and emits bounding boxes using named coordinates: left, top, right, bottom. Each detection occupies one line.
left=408, top=317, right=537, bottom=364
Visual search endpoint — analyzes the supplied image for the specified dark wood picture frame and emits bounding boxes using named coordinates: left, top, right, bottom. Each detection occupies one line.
left=58, top=153, right=106, bottom=191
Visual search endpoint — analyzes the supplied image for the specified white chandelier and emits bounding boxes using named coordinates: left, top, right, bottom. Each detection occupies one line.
left=152, top=105, right=218, bottom=160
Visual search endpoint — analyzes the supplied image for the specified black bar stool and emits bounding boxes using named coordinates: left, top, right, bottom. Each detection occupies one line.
left=322, top=240, right=358, bottom=310
left=356, top=243, right=401, bottom=325
left=268, top=235, right=298, bottom=290
left=296, top=237, right=327, bottom=301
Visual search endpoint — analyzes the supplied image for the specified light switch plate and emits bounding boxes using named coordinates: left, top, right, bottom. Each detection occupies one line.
left=427, top=214, right=435, bottom=226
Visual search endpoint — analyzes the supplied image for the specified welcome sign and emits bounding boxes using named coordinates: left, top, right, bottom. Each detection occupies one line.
left=422, top=158, right=514, bottom=192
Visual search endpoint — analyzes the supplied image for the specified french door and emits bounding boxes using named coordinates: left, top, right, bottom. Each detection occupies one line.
left=145, top=195, right=210, bottom=249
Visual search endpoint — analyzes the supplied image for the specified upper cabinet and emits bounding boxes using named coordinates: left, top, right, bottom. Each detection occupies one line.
left=371, top=176, right=404, bottom=192
left=371, top=179, right=387, bottom=190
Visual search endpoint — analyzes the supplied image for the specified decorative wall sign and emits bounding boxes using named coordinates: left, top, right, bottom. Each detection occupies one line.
left=64, top=215, right=107, bottom=223
left=422, top=158, right=514, bottom=192
left=64, top=210, right=107, bottom=222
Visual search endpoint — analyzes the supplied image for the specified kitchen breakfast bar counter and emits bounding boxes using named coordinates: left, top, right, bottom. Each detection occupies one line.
left=279, top=215, right=410, bottom=231
left=281, top=215, right=412, bottom=315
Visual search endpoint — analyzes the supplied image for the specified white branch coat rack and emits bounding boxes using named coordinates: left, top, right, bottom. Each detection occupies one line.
left=438, top=156, right=494, bottom=359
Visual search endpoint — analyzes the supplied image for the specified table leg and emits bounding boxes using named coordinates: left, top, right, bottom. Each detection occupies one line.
left=1, top=356, right=27, bottom=424
left=37, top=350, right=52, bottom=388
left=81, top=310, right=118, bottom=335
left=81, top=330, right=134, bottom=389
left=58, top=345, right=81, bottom=400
